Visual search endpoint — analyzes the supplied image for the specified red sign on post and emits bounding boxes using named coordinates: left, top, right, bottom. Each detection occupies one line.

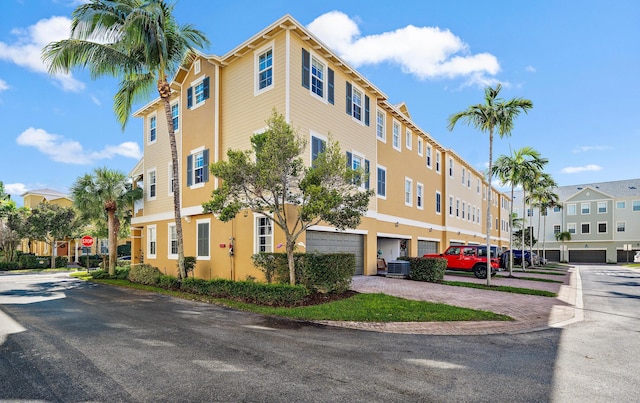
left=81, top=236, right=94, bottom=247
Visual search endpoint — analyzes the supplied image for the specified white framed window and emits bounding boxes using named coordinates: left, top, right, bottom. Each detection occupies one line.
left=426, top=145, right=432, bottom=168
left=310, top=133, right=327, bottom=163
left=634, top=201, right=640, bottom=211
left=196, top=219, right=210, bottom=259
left=554, top=225, right=561, bottom=234
left=405, top=128, right=412, bottom=150
left=449, top=195, right=454, bottom=216
left=147, top=168, right=157, bottom=200
left=449, top=157, right=454, bottom=178
left=597, top=201, right=607, bottom=213
left=302, top=48, right=334, bottom=105
left=148, top=115, right=157, bottom=144
left=404, top=177, right=413, bottom=207
left=417, top=137, right=423, bottom=157
left=168, top=162, right=174, bottom=196
left=171, top=102, right=179, bottom=131
left=462, top=201, right=466, bottom=219
left=377, top=165, right=386, bottom=199
left=147, top=225, right=157, bottom=259
left=477, top=178, right=480, bottom=193
left=435, top=151, right=441, bottom=174
left=255, top=43, right=274, bottom=94
left=581, top=202, right=590, bottom=214
left=581, top=222, right=590, bottom=234
left=567, top=204, right=577, bottom=215
left=187, top=147, right=209, bottom=188
left=417, top=182, right=424, bottom=209
left=194, top=59, right=201, bottom=74
left=392, top=120, right=401, bottom=151
left=167, top=223, right=178, bottom=259
left=187, top=76, right=209, bottom=109
left=435, top=191, right=442, bottom=214
left=311, top=56, right=325, bottom=99
left=351, top=86, right=364, bottom=122
left=376, top=110, right=385, bottom=141
left=461, top=167, right=466, bottom=185
left=456, top=199, right=460, bottom=217
left=567, top=222, right=576, bottom=234
left=255, top=215, right=273, bottom=253
left=617, top=201, right=626, bottom=209
left=617, top=221, right=626, bottom=232
left=597, top=222, right=607, bottom=234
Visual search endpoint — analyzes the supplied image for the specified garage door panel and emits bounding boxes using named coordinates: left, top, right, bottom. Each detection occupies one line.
left=306, top=231, right=364, bottom=275
left=569, top=249, right=606, bottom=263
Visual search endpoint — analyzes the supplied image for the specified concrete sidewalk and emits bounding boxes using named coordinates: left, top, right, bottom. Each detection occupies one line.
left=315, top=266, right=581, bottom=335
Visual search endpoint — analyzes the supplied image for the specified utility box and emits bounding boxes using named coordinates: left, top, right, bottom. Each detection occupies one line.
left=386, top=260, right=410, bottom=278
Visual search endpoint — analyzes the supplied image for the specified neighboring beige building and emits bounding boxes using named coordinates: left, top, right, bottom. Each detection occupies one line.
left=129, top=14, right=512, bottom=280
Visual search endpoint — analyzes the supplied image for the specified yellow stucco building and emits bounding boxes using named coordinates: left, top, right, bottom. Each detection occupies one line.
left=129, top=15, right=512, bottom=280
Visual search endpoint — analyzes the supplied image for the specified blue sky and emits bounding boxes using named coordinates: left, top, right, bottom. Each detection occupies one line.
left=2, top=0, right=639, bottom=205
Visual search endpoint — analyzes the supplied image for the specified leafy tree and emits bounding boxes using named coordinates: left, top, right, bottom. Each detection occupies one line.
left=71, top=168, right=142, bottom=275
left=0, top=207, right=29, bottom=262
left=493, top=147, right=547, bottom=275
left=448, top=84, right=533, bottom=285
left=203, top=111, right=373, bottom=285
left=42, top=0, right=210, bottom=279
left=28, top=203, right=81, bottom=269
left=555, top=231, right=572, bottom=262
left=512, top=228, right=537, bottom=249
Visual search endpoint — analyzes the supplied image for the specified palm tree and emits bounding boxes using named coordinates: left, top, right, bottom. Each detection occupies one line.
left=555, top=231, right=572, bottom=262
left=42, top=0, right=209, bottom=278
left=493, top=146, right=547, bottom=276
left=71, top=168, right=142, bottom=275
left=448, top=84, right=533, bottom=285
left=530, top=176, right=558, bottom=264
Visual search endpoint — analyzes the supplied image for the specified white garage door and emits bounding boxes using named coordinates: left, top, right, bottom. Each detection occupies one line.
left=306, top=231, right=364, bottom=275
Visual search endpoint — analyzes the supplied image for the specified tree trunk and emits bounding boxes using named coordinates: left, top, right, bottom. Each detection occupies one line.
left=50, top=240, right=56, bottom=269
left=508, top=185, right=515, bottom=276
left=287, top=238, right=296, bottom=285
left=107, top=208, right=116, bottom=276
left=485, top=130, right=493, bottom=286
left=522, top=190, right=526, bottom=270
left=159, top=79, right=185, bottom=279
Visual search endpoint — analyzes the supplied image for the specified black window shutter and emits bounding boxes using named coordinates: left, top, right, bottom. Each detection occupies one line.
left=364, top=160, right=370, bottom=189
left=302, top=48, right=310, bottom=89
left=364, top=95, right=370, bottom=126
left=203, top=149, right=210, bottom=182
left=328, top=68, right=334, bottom=104
left=203, top=77, right=210, bottom=100
left=187, top=155, right=193, bottom=186
left=345, top=82, right=352, bottom=115
left=187, top=87, right=193, bottom=108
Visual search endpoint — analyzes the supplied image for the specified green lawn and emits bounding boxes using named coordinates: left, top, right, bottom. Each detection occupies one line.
left=76, top=276, right=512, bottom=323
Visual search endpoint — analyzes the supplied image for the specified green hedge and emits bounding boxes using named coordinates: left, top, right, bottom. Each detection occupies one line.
left=90, top=267, right=130, bottom=279
left=128, top=264, right=163, bottom=285
left=0, top=261, right=19, bottom=271
left=252, top=252, right=354, bottom=294
left=180, top=277, right=309, bottom=306
left=399, top=257, right=447, bottom=283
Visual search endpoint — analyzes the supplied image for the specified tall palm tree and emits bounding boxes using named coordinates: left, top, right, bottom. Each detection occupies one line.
left=71, top=167, right=142, bottom=275
left=42, top=0, right=209, bottom=278
left=448, top=84, right=533, bottom=285
left=555, top=231, right=572, bottom=262
left=492, top=146, right=547, bottom=276
left=524, top=172, right=554, bottom=266
left=530, top=176, right=558, bottom=264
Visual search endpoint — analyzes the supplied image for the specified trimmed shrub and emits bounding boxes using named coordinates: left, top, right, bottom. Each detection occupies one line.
left=252, top=252, right=301, bottom=284
left=128, top=264, right=162, bottom=285
left=301, top=253, right=354, bottom=294
left=158, top=275, right=181, bottom=290
left=79, top=254, right=103, bottom=268
left=90, top=269, right=110, bottom=279
left=0, top=261, right=19, bottom=271
left=19, top=254, right=49, bottom=269
left=55, top=256, right=68, bottom=268
left=402, top=257, right=447, bottom=283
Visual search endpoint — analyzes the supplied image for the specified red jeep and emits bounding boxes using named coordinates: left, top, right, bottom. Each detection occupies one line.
left=424, top=245, right=500, bottom=279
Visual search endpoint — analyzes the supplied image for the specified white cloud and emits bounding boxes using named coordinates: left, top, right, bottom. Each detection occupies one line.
left=5, top=183, right=28, bottom=197
left=0, top=16, right=85, bottom=92
left=307, top=11, right=500, bottom=86
left=90, top=95, right=102, bottom=106
left=16, top=127, right=142, bottom=164
left=572, top=145, right=613, bottom=153
left=525, top=65, right=536, bottom=73
left=560, top=164, right=603, bottom=174
left=0, top=78, right=8, bottom=92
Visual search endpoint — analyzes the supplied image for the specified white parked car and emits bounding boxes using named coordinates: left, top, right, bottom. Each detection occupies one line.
left=634, top=251, right=640, bottom=263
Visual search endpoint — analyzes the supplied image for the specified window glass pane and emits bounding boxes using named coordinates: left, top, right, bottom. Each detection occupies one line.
left=195, top=82, right=205, bottom=103
left=311, top=57, right=324, bottom=97
left=171, top=104, right=179, bottom=130
left=195, top=152, right=204, bottom=184
left=258, top=49, right=273, bottom=89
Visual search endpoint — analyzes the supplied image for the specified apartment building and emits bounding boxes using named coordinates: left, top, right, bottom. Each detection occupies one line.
left=514, top=178, right=640, bottom=263
left=129, top=14, right=511, bottom=280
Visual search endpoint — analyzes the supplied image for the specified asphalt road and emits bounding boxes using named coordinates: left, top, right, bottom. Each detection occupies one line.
left=552, top=264, right=640, bottom=402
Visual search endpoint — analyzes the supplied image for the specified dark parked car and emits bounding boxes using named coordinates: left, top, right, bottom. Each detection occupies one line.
left=500, top=250, right=537, bottom=269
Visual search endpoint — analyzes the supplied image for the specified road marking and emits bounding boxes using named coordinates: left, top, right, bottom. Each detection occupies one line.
left=243, top=325, right=276, bottom=331
left=175, top=310, right=202, bottom=315
left=134, top=338, right=175, bottom=347
left=193, top=359, right=244, bottom=372
left=405, top=358, right=466, bottom=369
left=0, top=310, right=26, bottom=345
